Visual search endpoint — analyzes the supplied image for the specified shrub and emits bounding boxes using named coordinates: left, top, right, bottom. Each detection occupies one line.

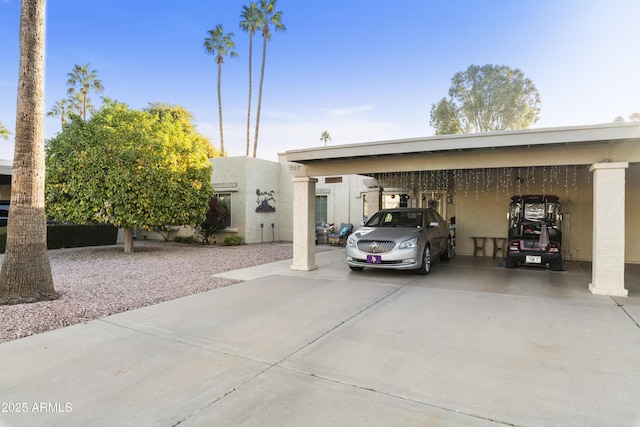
left=223, top=235, right=244, bottom=246
left=0, top=223, right=118, bottom=253
left=180, top=235, right=196, bottom=244
left=195, top=197, right=230, bottom=244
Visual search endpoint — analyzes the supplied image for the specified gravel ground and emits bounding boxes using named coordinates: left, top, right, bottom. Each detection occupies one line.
left=0, top=240, right=315, bottom=344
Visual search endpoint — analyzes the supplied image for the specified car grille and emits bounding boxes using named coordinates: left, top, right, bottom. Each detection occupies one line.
left=357, top=240, right=396, bottom=253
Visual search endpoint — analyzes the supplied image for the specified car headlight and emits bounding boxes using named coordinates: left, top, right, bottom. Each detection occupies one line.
left=346, top=236, right=356, bottom=247
left=399, top=237, right=419, bottom=249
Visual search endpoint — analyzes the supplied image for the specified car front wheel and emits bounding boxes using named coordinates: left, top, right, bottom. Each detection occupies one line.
left=416, top=245, right=431, bottom=275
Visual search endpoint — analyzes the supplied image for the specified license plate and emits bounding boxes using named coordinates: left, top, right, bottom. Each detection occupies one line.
left=367, top=255, right=382, bottom=264
left=526, top=255, right=542, bottom=264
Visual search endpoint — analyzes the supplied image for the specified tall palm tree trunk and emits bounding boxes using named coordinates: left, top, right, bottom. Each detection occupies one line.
left=0, top=0, right=57, bottom=305
left=82, top=91, right=87, bottom=120
left=245, top=35, right=253, bottom=157
left=253, top=34, right=268, bottom=158
left=217, top=61, right=225, bottom=157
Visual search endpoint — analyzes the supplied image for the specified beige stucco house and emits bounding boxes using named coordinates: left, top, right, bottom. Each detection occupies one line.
left=208, top=155, right=368, bottom=244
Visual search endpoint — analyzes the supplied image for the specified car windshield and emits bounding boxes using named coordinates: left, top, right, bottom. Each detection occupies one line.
left=366, top=211, right=423, bottom=228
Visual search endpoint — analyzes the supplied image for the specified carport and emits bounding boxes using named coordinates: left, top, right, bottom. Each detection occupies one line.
left=285, top=122, right=640, bottom=297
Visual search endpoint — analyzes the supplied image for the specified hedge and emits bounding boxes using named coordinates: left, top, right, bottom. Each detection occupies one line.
left=0, top=223, right=118, bottom=253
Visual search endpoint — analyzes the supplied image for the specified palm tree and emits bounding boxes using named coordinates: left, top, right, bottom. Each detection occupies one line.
left=204, top=24, right=238, bottom=158
left=69, top=91, right=89, bottom=117
left=240, top=2, right=260, bottom=157
left=253, top=0, right=286, bottom=157
left=0, top=121, right=10, bottom=140
left=47, top=98, right=72, bottom=125
left=66, top=63, right=104, bottom=121
left=0, top=0, right=57, bottom=305
left=320, top=131, right=331, bottom=146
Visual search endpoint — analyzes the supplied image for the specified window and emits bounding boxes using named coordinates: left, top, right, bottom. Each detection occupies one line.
left=315, top=195, right=327, bottom=226
left=215, top=193, right=232, bottom=228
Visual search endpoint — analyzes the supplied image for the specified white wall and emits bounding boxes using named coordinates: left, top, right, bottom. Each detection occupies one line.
left=315, top=174, right=368, bottom=230
left=211, top=156, right=367, bottom=244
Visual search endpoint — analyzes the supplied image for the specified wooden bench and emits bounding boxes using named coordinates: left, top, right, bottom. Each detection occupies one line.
left=471, top=237, right=507, bottom=257
left=491, top=237, right=507, bottom=258
left=471, top=237, right=487, bottom=256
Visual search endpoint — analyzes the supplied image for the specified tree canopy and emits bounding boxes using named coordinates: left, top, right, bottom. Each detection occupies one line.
left=45, top=100, right=214, bottom=252
left=429, top=64, right=541, bottom=135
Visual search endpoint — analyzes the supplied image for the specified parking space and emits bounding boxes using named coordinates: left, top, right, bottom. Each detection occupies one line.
left=1, top=248, right=639, bottom=426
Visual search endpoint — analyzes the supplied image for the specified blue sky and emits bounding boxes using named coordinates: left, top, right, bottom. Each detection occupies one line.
left=0, top=0, right=639, bottom=161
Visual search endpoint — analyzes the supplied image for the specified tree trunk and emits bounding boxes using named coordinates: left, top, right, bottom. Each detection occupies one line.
left=0, top=0, right=57, bottom=305
left=123, top=227, right=134, bottom=253
left=253, top=32, right=268, bottom=158
left=245, top=33, right=253, bottom=157
left=217, top=61, right=225, bottom=157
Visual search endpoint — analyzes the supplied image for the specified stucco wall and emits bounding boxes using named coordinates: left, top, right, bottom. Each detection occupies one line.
left=316, top=174, right=368, bottom=228
left=452, top=164, right=639, bottom=263
left=277, top=155, right=295, bottom=242
left=211, top=156, right=283, bottom=244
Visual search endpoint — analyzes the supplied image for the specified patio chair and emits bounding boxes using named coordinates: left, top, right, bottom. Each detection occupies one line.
left=328, top=223, right=353, bottom=246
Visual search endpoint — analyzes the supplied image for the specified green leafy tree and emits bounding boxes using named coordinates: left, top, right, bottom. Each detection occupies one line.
left=253, top=0, right=286, bottom=157
left=430, top=64, right=541, bottom=135
left=429, top=99, right=463, bottom=135
left=240, top=2, right=260, bottom=156
left=146, top=102, right=222, bottom=158
left=195, top=196, right=230, bottom=244
left=66, top=63, right=104, bottom=121
left=204, top=24, right=238, bottom=158
left=1, top=0, right=58, bottom=305
left=45, top=100, right=214, bottom=253
left=320, top=130, right=331, bottom=146
left=0, top=121, right=10, bottom=140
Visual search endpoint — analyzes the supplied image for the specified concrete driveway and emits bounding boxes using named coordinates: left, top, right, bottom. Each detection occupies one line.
left=1, top=248, right=639, bottom=426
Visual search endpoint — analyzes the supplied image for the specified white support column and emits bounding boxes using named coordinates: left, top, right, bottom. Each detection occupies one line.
left=366, top=186, right=382, bottom=218
left=589, top=162, right=628, bottom=296
left=290, top=176, right=318, bottom=271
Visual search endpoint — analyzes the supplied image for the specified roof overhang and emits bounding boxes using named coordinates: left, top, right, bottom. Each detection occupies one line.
left=284, top=122, right=640, bottom=176
left=286, top=122, right=640, bottom=162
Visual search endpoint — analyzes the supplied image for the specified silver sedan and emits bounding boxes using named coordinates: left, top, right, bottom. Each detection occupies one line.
left=346, top=208, right=452, bottom=274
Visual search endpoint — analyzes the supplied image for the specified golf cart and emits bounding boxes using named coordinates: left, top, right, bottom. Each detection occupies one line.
left=506, top=194, right=563, bottom=271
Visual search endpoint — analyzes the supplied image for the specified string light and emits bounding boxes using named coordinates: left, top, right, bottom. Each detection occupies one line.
left=373, top=164, right=588, bottom=205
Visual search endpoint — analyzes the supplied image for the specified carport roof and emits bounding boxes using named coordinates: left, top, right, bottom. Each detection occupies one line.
left=285, top=122, right=640, bottom=164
